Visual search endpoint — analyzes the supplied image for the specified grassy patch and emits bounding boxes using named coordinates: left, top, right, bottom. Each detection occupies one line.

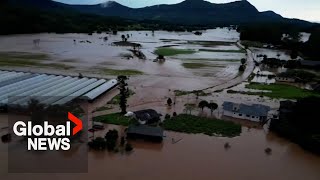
left=174, top=90, right=210, bottom=96
left=0, top=52, right=49, bottom=60
left=182, top=62, right=226, bottom=69
left=93, top=113, right=131, bottom=126
left=46, top=63, right=73, bottom=70
left=102, top=68, right=143, bottom=76
left=0, top=52, right=48, bottom=67
left=245, top=83, right=320, bottom=99
left=240, top=41, right=264, bottom=48
left=0, top=52, right=73, bottom=69
left=154, top=47, right=196, bottom=56
left=177, top=58, right=240, bottom=62
left=199, top=49, right=246, bottom=53
left=227, top=83, right=320, bottom=99
left=162, top=114, right=241, bottom=137
left=187, top=41, right=233, bottom=46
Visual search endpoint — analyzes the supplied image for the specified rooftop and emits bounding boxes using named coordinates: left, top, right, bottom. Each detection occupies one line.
left=127, top=125, right=164, bottom=137
left=223, top=101, right=270, bottom=117
left=0, top=70, right=117, bottom=107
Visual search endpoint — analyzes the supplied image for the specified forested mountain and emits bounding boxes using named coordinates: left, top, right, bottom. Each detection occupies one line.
left=3, top=0, right=315, bottom=27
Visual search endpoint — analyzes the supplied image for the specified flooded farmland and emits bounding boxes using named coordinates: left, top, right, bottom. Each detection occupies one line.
left=0, top=28, right=243, bottom=91
left=1, top=116, right=320, bottom=180
left=0, top=28, right=319, bottom=180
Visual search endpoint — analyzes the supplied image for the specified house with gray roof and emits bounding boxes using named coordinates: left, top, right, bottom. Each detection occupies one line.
left=222, top=101, right=270, bottom=122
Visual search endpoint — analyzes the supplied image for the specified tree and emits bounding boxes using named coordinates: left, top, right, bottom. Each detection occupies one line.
left=125, top=143, right=133, bottom=152
left=290, top=50, right=298, bottom=59
left=173, top=112, right=177, bottom=117
left=239, top=65, right=246, bottom=72
left=88, top=137, right=107, bottom=150
left=198, top=100, right=209, bottom=112
left=105, top=129, right=119, bottom=151
left=121, top=35, right=125, bottom=41
left=117, top=76, right=129, bottom=114
left=167, top=98, right=173, bottom=106
left=207, top=102, right=218, bottom=115
left=241, top=58, right=246, bottom=65
left=185, top=104, right=195, bottom=115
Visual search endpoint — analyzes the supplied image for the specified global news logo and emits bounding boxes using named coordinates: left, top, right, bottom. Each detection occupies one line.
left=12, top=112, right=82, bottom=151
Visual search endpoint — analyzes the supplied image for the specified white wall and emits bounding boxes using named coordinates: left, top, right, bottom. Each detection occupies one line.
left=223, top=110, right=261, bottom=122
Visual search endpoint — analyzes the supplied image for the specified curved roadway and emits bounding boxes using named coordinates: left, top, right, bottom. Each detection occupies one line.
left=204, top=42, right=255, bottom=93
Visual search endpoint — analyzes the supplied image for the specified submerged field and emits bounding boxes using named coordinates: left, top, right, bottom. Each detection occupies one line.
left=0, top=28, right=244, bottom=90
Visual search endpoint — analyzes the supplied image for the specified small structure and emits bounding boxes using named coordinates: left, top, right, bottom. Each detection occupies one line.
left=275, top=72, right=296, bottom=83
left=125, top=109, right=161, bottom=125
left=222, top=101, right=270, bottom=122
left=126, top=125, right=164, bottom=142
left=275, top=76, right=296, bottom=83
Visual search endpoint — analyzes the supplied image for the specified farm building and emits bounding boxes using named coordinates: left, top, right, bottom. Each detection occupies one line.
left=127, top=125, right=164, bottom=142
left=0, top=70, right=118, bottom=108
left=222, top=101, right=270, bottom=122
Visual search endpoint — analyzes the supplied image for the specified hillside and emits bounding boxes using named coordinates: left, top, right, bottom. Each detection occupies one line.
left=4, top=0, right=315, bottom=27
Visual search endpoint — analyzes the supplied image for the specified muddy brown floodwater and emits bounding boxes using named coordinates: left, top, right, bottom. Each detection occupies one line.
left=0, top=115, right=320, bottom=180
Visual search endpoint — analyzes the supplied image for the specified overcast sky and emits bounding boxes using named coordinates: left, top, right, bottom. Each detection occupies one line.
left=53, top=0, right=320, bottom=22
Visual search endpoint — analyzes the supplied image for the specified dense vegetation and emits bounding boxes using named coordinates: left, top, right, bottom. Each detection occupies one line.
left=162, top=114, right=241, bottom=137
left=0, top=2, right=131, bottom=34
left=270, top=97, right=320, bottom=154
left=239, top=23, right=320, bottom=61
left=93, top=113, right=131, bottom=126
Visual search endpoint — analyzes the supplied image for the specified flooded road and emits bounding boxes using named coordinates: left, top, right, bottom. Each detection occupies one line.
left=1, top=115, right=320, bottom=180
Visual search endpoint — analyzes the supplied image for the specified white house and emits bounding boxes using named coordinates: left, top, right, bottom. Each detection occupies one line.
left=275, top=76, right=295, bottom=83
left=222, top=101, right=270, bottom=122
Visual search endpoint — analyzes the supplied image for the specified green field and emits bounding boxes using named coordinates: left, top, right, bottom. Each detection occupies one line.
left=93, top=113, right=131, bottom=126
left=199, top=49, right=246, bottom=53
left=154, top=47, right=196, bottom=56
left=176, top=58, right=240, bottom=62
left=0, top=52, right=72, bottom=69
left=162, top=114, right=241, bottom=137
left=245, top=83, right=320, bottom=99
left=102, top=68, right=144, bottom=76
left=182, top=62, right=226, bottom=69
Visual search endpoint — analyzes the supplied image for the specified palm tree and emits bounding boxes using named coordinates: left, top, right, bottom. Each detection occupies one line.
left=207, top=102, right=218, bottom=116
left=198, top=100, right=209, bottom=112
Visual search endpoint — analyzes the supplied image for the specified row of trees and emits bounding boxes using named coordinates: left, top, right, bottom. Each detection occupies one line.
left=198, top=100, right=218, bottom=116
left=270, top=97, right=320, bottom=154
left=239, top=23, right=320, bottom=61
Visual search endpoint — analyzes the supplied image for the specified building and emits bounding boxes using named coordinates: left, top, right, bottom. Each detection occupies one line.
left=126, top=109, right=161, bottom=125
left=222, top=101, right=270, bottom=122
left=126, top=125, right=164, bottom=142
left=0, top=70, right=118, bottom=108
left=275, top=76, right=296, bottom=83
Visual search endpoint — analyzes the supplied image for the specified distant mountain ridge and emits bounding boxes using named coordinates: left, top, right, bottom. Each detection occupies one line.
left=4, top=0, right=314, bottom=26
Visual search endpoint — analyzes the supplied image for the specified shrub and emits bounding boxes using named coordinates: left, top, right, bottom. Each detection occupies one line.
left=88, top=137, right=107, bottom=150
left=125, top=143, right=133, bottom=152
